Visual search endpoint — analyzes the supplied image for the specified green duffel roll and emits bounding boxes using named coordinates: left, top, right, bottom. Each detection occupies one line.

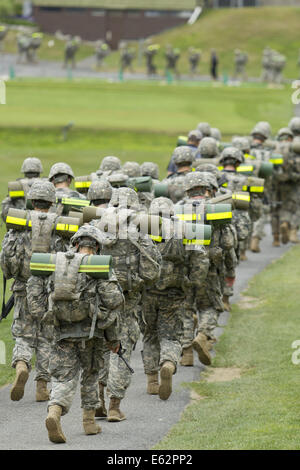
left=54, top=216, right=82, bottom=238
left=231, top=191, right=250, bottom=210
left=236, top=164, right=255, bottom=176
left=154, top=182, right=169, bottom=198
left=68, top=211, right=83, bottom=226
left=8, top=181, right=25, bottom=199
left=204, top=203, right=232, bottom=224
left=74, top=176, right=92, bottom=194
left=82, top=206, right=106, bottom=224
left=56, top=197, right=90, bottom=215
left=127, top=176, right=153, bottom=193
left=30, top=253, right=112, bottom=279
left=257, top=161, right=274, bottom=178
left=6, top=208, right=31, bottom=230
left=174, top=203, right=232, bottom=225
left=177, top=135, right=188, bottom=147
left=183, top=223, right=211, bottom=246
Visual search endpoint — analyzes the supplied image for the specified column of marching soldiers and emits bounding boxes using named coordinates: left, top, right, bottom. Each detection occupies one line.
left=1, top=116, right=300, bottom=444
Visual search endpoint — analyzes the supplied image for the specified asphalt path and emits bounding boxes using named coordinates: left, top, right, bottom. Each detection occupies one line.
left=0, top=226, right=292, bottom=450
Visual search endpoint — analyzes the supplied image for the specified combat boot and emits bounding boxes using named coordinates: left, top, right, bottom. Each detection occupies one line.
left=289, top=229, right=300, bottom=244
left=107, top=397, right=126, bottom=422
left=36, top=379, right=50, bottom=402
left=83, top=409, right=101, bottom=435
left=159, top=361, right=175, bottom=401
left=146, top=373, right=159, bottom=395
left=180, top=346, right=194, bottom=366
left=250, top=236, right=260, bottom=253
left=222, top=295, right=230, bottom=312
left=10, top=361, right=29, bottom=401
left=45, top=405, right=66, bottom=443
left=280, top=222, right=290, bottom=244
left=272, top=233, right=280, bottom=247
left=192, top=333, right=211, bottom=366
left=240, top=250, right=248, bottom=261
left=95, top=382, right=107, bottom=418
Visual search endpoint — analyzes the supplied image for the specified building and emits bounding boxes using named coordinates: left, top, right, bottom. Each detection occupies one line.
left=32, top=1, right=200, bottom=48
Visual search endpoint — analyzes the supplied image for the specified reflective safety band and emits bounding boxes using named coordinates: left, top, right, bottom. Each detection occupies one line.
left=249, top=186, right=264, bottom=193
left=9, top=191, right=25, bottom=198
left=242, top=185, right=248, bottom=191
left=221, top=182, right=228, bottom=187
left=244, top=154, right=256, bottom=160
left=269, top=158, right=283, bottom=165
left=183, top=239, right=211, bottom=245
left=232, top=194, right=250, bottom=202
left=59, top=198, right=90, bottom=206
left=56, top=223, right=79, bottom=232
left=150, top=235, right=163, bottom=242
left=206, top=212, right=232, bottom=221
left=29, top=263, right=55, bottom=272
left=74, top=181, right=91, bottom=189
left=176, top=213, right=202, bottom=221
left=237, top=166, right=254, bottom=172
left=79, top=266, right=110, bottom=273
left=6, top=216, right=32, bottom=227
left=217, top=166, right=224, bottom=171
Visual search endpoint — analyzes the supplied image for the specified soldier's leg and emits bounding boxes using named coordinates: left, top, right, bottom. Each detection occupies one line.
left=180, top=288, right=196, bottom=366
left=35, top=323, right=53, bottom=402
left=141, top=293, right=160, bottom=374
left=95, top=343, right=110, bottom=417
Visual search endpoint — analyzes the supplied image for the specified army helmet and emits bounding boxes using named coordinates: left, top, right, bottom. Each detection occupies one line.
left=277, top=127, right=294, bottom=140
left=232, top=136, right=250, bottom=153
left=292, top=136, right=300, bottom=154
left=71, top=224, right=104, bottom=249
left=109, top=187, right=139, bottom=210
left=195, top=162, right=221, bottom=180
left=251, top=122, right=270, bottom=140
left=99, top=156, right=122, bottom=172
left=219, top=146, right=244, bottom=165
left=140, top=161, right=159, bottom=180
left=288, top=117, right=300, bottom=136
left=185, top=171, right=218, bottom=193
left=87, top=179, right=113, bottom=201
left=188, top=129, right=202, bottom=141
left=27, top=180, right=56, bottom=203
left=150, top=197, right=174, bottom=217
left=210, top=128, right=222, bottom=142
left=197, top=122, right=211, bottom=137
left=21, top=157, right=43, bottom=175
left=122, top=161, right=142, bottom=177
left=173, top=146, right=194, bottom=166
left=199, top=137, right=218, bottom=158
left=48, top=162, right=74, bottom=182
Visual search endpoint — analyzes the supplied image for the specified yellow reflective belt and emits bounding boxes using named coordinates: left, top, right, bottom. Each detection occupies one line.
left=74, top=181, right=91, bottom=189
left=183, top=239, right=211, bottom=245
left=30, top=263, right=55, bottom=271
left=9, top=191, right=25, bottom=198
left=232, top=194, right=250, bottom=202
left=250, top=186, right=264, bottom=193
left=176, top=213, right=202, bottom=221
left=6, top=216, right=32, bottom=227
left=60, top=198, right=90, bottom=206
left=206, top=212, right=232, bottom=220
left=217, top=166, right=224, bottom=171
left=222, top=182, right=228, bottom=187
left=237, top=166, right=254, bottom=172
left=79, top=266, right=109, bottom=272
left=270, top=158, right=283, bottom=165
left=150, top=235, right=162, bottom=242
left=56, top=223, right=79, bottom=232
left=244, top=154, right=256, bottom=160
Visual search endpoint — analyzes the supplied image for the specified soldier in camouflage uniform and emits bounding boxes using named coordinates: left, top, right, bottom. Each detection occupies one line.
left=188, top=47, right=201, bottom=76
left=122, top=161, right=141, bottom=178
left=119, top=43, right=135, bottom=74
left=139, top=197, right=186, bottom=400
left=90, top=156, right=122, bottom=182
left=33, top=225, right=123, bottom=443
left=177, top=172, right=237, bottom=366
left=165, top=45, right=180, bottom=79
left=1, top=157, right=44, bottom=222
left=91, top=188, right=161, bottom=421
left=167, top=130, right=202, bottom=175
left=87, top=179, right=113, bottom=208
left=95, top=40, right=110, bottom=68
left=141, top=161, right=159, bottom=183
left=164, top=146, right=194, bottom=203
left=64, top=36, right=81, bottom=69
left=0, top=181, right=69, bottom=403
left=198, top=136, right=219, bottom=160
left=144, top=42, right=160, bottom=76
left=233, top=49, right=248, bottom=82
left=210, top=128, right=222, bottom=143
left=49, top=162, right=86, bottom=214
left=197, top=122, right=211, bottom=138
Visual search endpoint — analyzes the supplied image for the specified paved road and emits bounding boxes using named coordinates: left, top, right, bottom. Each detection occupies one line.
left=0, top=226, right=291, bottom=450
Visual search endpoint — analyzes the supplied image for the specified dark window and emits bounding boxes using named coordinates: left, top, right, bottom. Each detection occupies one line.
left=40, top=7, right=62, bottom=12
left=218, top=0, right=231, bottom=6
left=68, top=8, right=86, bottom=13
left=127, top=10, right=140, bottom=18
left=244, top=0, right=256, bottom=6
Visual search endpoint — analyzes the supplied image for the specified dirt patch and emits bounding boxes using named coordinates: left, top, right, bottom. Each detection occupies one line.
left=205, top=367, right=241, bottom=383
left=190, top=390, right=205, bottom=401
left=238, top=296, right=261, bottom=309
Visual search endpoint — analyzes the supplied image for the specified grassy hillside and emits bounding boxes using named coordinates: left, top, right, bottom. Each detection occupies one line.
left=104, top=7, right=300, bottom=79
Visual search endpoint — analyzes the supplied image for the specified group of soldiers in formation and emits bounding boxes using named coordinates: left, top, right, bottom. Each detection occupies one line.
left=1, top=116, right=300, bottom=445
left=0, top=25, right=296, bottom=83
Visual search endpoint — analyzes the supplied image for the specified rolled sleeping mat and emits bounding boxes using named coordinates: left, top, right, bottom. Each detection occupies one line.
left=5, top=208, right=81, bottom=238
left=183, top=223, right=211, bottom=246
left=256, top=161, right=274, bottom=178
left=231, top=191, right=250, bottom=210
left=30, top=253, right=112, bottom=279
left=245, top=176, right=265, bottom=195
left=82, top=206, right=106, bottom=224
left=127, top=176, right=153, bottom=193
left=153, top=182, right=169, bottom=198
left=174, top=203, right=232, bottom=225
left=56, top=197, right=90, bottom=215
left=204, top=203, right=232, bottom=224
left=268, top=154, right=284, bottom=167
left=68, top=211, right=83, bottom=226
left=133, top=213, right=161, bottom=238
left=74, top=176, right=92, bottom=193
left=8, top=181, right=25, bottom=199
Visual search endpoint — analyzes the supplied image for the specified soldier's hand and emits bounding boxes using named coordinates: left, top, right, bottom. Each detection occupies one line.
left=109, top=342, right=120, bottom=354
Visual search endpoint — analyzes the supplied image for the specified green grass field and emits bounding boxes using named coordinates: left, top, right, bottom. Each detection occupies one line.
left=155, top=245, right=300, bottom=450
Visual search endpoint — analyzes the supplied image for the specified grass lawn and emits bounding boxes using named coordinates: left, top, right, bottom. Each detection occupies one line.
left=155, top=245, right=300, bottom=450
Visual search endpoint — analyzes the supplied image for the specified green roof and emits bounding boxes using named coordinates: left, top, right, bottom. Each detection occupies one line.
left=33, top=0, right=198, bottom=10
